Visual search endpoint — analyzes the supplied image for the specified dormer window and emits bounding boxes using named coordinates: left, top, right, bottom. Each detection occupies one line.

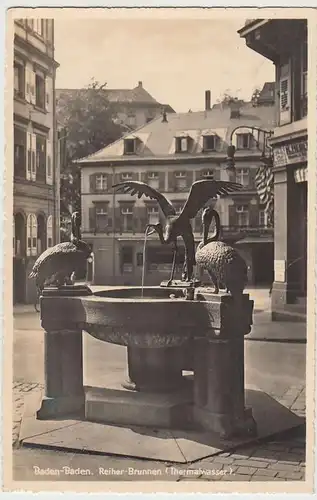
left=124, top=138, right=136, bottom=155
left=175, top=136, right=189, bottom=153
left=203, top=135, right=216, bottom=151
left=121, top=172, right=133, bottom=181
left=236, top=133, right=251, bottom=150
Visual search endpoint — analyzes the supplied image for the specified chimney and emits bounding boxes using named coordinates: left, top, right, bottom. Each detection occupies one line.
left=138, top=81, right=143, bottom=88
left=205, top=90, right=211, bottom=111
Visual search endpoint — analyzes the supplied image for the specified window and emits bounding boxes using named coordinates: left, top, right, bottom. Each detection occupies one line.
left=32, top=19, right=45, bottom=37
left=236, top=168, right=249, bottom=187
left=124, top=138, right=136, bottom=154
left=202, top=169, right=214, bottom=179
left=27, top=214, right=38, bottom=256
left=46, top=215, right=53, bottom=248
left=175, top=171, right=186, bottom=190
left=13, top=216, right=15, bottom=254
left=14, top=62, right=25, bottom=99
left=236, top=133, right=251, bottom=149
left=121, top=206, right=134, bottom=232
left=121, top=246, right=133, bottom=273
left=175, top=137, right=189, bottom=153
left=259, top=209, right=268, bottom=228
left=95, top=174, right=107, bottom=191
left=174, top=204, right=184, bottom=215
left=148, top=172, right=159, bottom=189
left=95, top=205, right=108, bottom=231
left=27, top=132, right=36, bottom=181
left=236, top=205, right=249, bottom=227
left=148, top=206, right=159, bottom=225
left=14, top=126, right=26, bottom=178
left=36, top=135, right=46, bottom=182
left=126, top=115, right=136, bottom=127
left=121, top=172, right=133, bottom=181
left=301, top=40, right=308, bottom=118
left=35, top=73, right=45, bottom=109
left=203, top=135, right=216, bottom=151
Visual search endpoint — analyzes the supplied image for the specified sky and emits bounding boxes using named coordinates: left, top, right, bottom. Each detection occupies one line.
left=54, top=17, right=275, bottom=113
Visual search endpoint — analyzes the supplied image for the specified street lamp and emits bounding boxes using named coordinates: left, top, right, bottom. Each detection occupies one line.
left=225, top=126, right=274, bottom=171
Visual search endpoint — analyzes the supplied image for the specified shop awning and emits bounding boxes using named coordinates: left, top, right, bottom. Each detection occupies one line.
left=294, top=166, right=308, bottom=183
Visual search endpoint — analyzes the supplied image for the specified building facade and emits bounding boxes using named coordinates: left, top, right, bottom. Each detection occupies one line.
left=56, top=81, right=175, bottom=133
left=239, top=19, right=307, bottom=321
left=13, top=18, right=59, bottom=304
left=77, top=88, right=276, bottom=288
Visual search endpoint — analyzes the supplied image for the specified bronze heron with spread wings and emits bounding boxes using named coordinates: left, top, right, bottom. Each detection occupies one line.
left=112, top=179, right=243, bottom=283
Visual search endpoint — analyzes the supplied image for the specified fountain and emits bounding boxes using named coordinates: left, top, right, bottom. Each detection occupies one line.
left=37, top=283, right=255, bottom=439
left=34, top=179, right=259, bottom=440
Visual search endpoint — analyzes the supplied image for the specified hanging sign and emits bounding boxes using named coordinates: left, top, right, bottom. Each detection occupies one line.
left=273, top=140, right=307, bottom=168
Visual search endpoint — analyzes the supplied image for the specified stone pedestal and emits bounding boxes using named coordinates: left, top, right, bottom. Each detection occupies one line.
left=193, top=293, right=256, bottom=439
left=37, top=286, right=91, bottom=419
left=124, top=345, right=184, bottom=393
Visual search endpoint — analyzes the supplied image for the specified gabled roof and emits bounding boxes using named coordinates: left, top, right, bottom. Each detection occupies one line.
left=76, top=96, right=276, bottom=165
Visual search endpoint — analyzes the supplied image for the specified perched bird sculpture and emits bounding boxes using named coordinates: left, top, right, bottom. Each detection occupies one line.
left=29, top=211, right=92, bottom=293
left=195, top=207, right=248, bottom=297
left=112, top=179, right=243, bottom=282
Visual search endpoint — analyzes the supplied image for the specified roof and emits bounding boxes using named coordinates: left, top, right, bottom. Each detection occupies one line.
left=257, top=82, right=275, bottom=104
left=76, top=98, right=276, bottom=165
left=56, top=82, right=175, bottom=110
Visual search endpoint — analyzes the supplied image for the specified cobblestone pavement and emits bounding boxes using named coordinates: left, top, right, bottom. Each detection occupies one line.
left=12, top=381, right=306, bottom=482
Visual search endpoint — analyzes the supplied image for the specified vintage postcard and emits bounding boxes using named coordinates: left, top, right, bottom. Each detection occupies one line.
left=3, top=6, right=316, bottom=494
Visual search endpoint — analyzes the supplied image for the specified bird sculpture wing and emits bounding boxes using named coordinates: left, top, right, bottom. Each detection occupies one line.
left=112, top=181, right=176, bottom=217
left=179, top=180, right=243, bottom=220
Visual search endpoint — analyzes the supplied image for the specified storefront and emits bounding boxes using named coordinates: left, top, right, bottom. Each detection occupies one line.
left=270, top=136, right=307, bottom=319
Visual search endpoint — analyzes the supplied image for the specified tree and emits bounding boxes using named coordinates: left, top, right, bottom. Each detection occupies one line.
left=251, top=87, right=261, bottom=106
left=58, top=78, right=124, bottom=224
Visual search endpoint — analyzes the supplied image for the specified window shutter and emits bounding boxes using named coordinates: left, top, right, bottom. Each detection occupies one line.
left=228, top=205, right=237, bottom=227
left=186, top=170, right=193, bottom=188
left=45, top=75, right=51, bottom=112
left=46, top=138, right=53, bottom=185
left=26, top=132, right=32, bottom=180
left=30, top=70, right=36, bottom=105
left=25, top=67, right=31, bottom=102
left=213, top=168, right=220, bottom=181
left=89, top=174, right=96, bottom=192
left=89, top=207, right=96, bottom=232
left=159, top=172, right=165, bottom=191
left=168, top=171, right=175, bottom=191
left=31, top=133, right=37, bottom=181
left=26, top=215, right=31, bottom=256
left=279, top=62, right=291, bottom=126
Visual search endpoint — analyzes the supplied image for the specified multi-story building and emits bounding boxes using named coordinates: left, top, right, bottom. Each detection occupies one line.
left=239, top=19, right=307, bottom=321
left=13, top=18, right=59, bottom=304
left=76, top=87, right=276, bottom=287
left=56, top=81, right=175, bottom=132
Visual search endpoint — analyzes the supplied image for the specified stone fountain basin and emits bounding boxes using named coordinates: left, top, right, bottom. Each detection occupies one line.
left=40, top=286, right=253, bottom=348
